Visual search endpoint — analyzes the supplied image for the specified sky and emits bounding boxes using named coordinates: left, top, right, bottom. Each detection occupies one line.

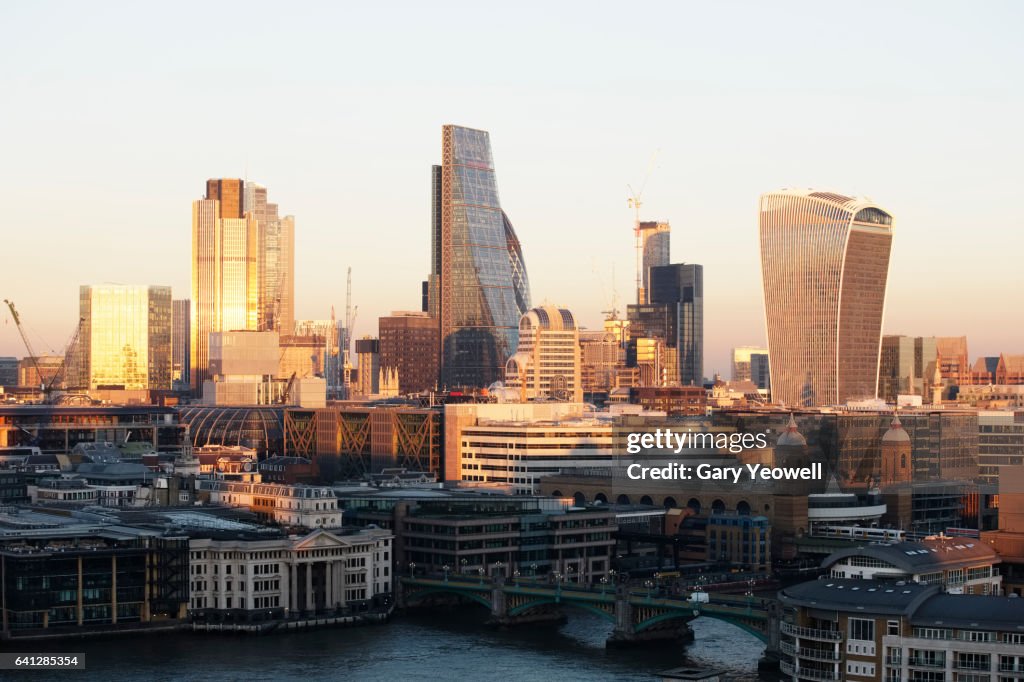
left=1, top=1, right=1022, bottom=377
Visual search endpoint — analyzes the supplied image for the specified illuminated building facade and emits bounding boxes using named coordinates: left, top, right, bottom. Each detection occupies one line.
left=759, top=190, right=894, bottom=407
left=172, top=299, right=190, bottom=387
left=191, top=179, right=294, bottom=393
left=378, top=312, right=438, bottom=394
left=427, top=125, right=531, bottom=389
left=79, top=284, right=172, bottom=390
left=505, top=305, right=582, bottom=402
left=636, top=220, right=670, bottom=304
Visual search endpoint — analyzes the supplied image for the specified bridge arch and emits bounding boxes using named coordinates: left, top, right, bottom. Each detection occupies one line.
left=402, top=587, right=494, bottom=611
left=508, top=598, right=615, bottom=623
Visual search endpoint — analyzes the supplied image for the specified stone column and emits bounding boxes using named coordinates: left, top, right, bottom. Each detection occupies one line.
left=305, top=562, right=312, bottom=612
left=289, top=562, right=298, bottom=613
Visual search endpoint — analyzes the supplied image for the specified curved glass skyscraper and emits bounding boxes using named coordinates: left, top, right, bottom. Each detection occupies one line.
left=427, top=125, right=531, bottom=389
left=759, top=190, right=894, bottom=407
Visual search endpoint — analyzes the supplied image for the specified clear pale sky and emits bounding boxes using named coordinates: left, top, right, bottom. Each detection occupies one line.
left=1, top=1, right=1022, bottom=376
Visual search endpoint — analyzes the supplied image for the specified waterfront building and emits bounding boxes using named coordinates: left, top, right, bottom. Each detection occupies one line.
left=188, top=525, right=393, bottom=620
left=172, top=298, right=190, bottom=388
left=78, top=284, right=172, bottom=391
left=378, top=312, right=439, bottom=395
left=0, top=526, right=188, bottom=635
left=426, top=125, right=532, bottom=389
left=636, top=220, right=670, bottom=304
left=334, top=487, right=615, bottom=583
left=759, top=190, right=894, bottom=407
left=505, top=305, right=582, bottom=403
left=778, top=578, right=1024, bottom=682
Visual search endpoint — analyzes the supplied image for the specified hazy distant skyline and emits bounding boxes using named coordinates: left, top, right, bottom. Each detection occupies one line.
left=2, top=1, right=1022, bottom=376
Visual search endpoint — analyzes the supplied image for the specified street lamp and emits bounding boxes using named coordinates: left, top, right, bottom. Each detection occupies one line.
left=600, top=576, right=609, bottom=594
left=442, top=564, right=450, bottom=583
left=530, top=563, right=538, bottom=580
left=566, top=565, right=574, bottom=586
left=495, top=561, right=504, bottom=579
left=408, top=562, right=416, bottom=577
left=478, top=567, right=485, bottom=585
left=513, top=570, right=520, bottom=586
left=460, top=558, right=468, bottom=575
left=553, top=571, right=563, bottom=601
left=644, top=579, right=654, bottom=600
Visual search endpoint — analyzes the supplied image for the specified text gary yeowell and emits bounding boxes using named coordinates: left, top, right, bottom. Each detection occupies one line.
left=626, top=462, right=824, bottom=483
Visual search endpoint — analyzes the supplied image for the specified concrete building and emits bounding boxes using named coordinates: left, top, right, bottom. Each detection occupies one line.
left=977, top=411, right=1024, bottom=487
left=0, top=404, right=188, bottom=453
left=78, top=284, right=172, bottom=391
left=17, top=355, right=65, bottom=389
left=378, top=311, right=438, bottom=394
left=760, top=190, right=894, bottom=407
left=505, top=305, right=582, bottom=403
left=982, top=465, right=1024, bottom=596
left=354, top=338, right=380, bottom=397
left=879, top=335, right=940, bottom=404
left=197, top=479, right=343, bottom=529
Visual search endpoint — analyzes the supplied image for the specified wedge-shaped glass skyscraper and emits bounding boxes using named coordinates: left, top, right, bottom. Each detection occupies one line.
left=759, top=190, right=893, bottom=407
left=427, top=125, right=531, bottom=388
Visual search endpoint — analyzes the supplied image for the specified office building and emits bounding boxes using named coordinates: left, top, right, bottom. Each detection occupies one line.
left=977, top=411, right=1024, bottom=487
left=649, top=263, right=703, bottom=386
left=378, top=311, right=439, bottom=394
left=172, top=299, right=190, bottom=388
left=937, top=336, right=970, bottom=386
left=636, top=220, right=670, bottom=304
left=354, top=338, right=380, bottom=397
left=17, top=355, right=65, bottom=389
left=426, top=125, right=532, bottom=389
left=244, top=182, right=295, bottom=336
left=750, top=352, right=771, bottom=391
left=732, top=346, right=767, bottom=383
left=0, top=357, right=17, bottom=388
left=505, top=305, right=582, bottom=403
left=879, top=335, right=940, bottom=404
left=78, top=284, right=172, bottom=391
left=294, top=318, right=345, bottom=397
left=192, top=179, right=295, bottom=392
left=759, top=190, right=894, bottom=406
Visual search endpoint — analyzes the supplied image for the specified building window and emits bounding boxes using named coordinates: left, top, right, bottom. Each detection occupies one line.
left=849, top=617, right=875, bottom=642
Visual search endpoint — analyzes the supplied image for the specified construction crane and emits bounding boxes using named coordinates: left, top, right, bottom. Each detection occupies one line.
left=627, top=150, right=660, bottom=305
left=4, top=299, right=84, bottom=402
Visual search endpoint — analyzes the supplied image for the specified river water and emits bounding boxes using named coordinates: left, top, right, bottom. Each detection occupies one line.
left=16, top=609, right=774, bottom=681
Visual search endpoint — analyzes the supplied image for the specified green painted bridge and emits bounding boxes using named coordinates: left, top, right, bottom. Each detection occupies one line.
left=399, top=575, right=781, bottom=651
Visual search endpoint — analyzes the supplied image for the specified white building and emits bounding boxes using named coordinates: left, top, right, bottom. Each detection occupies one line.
left=505, top=305, right=582, bottom=403
left=198, top=480, right=343, bottom=529
left=188, top=527, right=393, bottom=616
left=447, top=402, right=613, bottom=495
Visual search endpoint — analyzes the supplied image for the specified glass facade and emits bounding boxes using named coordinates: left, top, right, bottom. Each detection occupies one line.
left=637, top=221, right=670, bottom=304
left=759, top=190, right=893, bottom=406
left=432, top=125, right=531, bottom=388
left=79, top=284, right=172, bottom=390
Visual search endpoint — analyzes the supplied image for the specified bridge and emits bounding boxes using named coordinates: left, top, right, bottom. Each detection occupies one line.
left=399, top=574, right=781, bottom=655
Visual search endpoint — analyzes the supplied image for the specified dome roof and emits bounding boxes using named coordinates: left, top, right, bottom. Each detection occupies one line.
left=520, top=305, right=576, bottom=331
left=882, top=413, right=911, bottom=443
left=776, top=414, right=807, bottom=447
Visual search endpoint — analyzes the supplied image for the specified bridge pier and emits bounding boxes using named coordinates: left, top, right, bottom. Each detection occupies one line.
left=486, top=574, right=566, bottom=628
left=606, top=586, right=694, bottom=648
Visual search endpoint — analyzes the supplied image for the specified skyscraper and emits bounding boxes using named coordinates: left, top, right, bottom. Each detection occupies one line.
left=505, top=305, right=582, bottom=402
left=426, top=125, right=531, bottom=389
left=191, top=179, right=294, bottom=392
left=759, top=189, right=894, bottom=406
left=650, top=263, right=703, bottom=386
left=79, top=284, right=172, bottom=390
left=244, top=182, right=295, bottom=335
left=636, top=220, right=670, bottom=304
left=378, top=311, right=439, bottom=394
left=732, top=346, right=768, bottom=383
left=172, top=299, right=190, bottom=388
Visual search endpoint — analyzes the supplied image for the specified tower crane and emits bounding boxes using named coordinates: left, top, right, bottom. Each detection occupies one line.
left=627, top=149, right=660, bottom=305
left=3, top=299, right=84, bottom=401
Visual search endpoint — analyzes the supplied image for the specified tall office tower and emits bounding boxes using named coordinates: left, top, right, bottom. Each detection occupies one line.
left=732, top=346, right=768, bottom=382
left=191, top=178, right=258, bottom=393
left=244, top=183, right=295, bottom=335
left=505, top=305, right=582, bottom=402
left=879, top=335, right=939, bottom=403
left=649, top=263, right=703, bottom=386
left=426, top=125, right=532, bottom=389
left=636, top=221, right=670, bottom=304
left=379, top=311, right=439, bottom=394
left=79, top=284, right=172, bottom=390
left=172, top=299, right=191, bottom=387
left=759, top=190, right=894, bottom=407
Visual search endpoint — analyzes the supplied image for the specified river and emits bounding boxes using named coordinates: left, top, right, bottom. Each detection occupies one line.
left=15, top=609, right=775, bottom=681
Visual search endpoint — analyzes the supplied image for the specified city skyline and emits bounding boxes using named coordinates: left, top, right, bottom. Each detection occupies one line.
left=2, top=2, right=1022, bottom=376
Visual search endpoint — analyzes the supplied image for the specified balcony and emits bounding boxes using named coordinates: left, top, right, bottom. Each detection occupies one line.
left=781, top=641, right=841, bottom=662
left=781, top=621, right=844, bottom=641
left=779, top=660, right=841, bottom=681
left=907, top=658, right=945, bottom=669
